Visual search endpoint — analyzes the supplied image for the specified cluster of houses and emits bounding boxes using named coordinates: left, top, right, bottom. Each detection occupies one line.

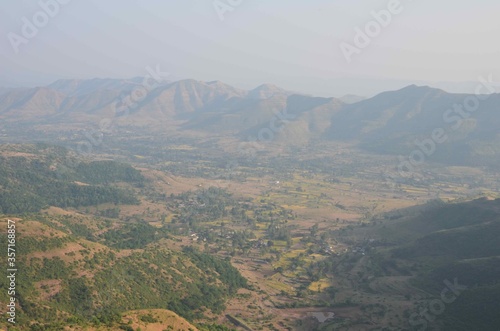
left=320, top=244, right=336, bottom=255
left=351, top=246, right=366, bottom=255
left=250, top=238, right=271, bottom=249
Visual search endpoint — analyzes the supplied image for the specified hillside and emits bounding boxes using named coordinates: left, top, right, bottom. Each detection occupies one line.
left=329, top=197, right=500, bottom=330
left=326, top=85, right=500, bottom=166
left=0, top=144, right=143, bottom=213
left=0, top=144, right=249, bottom=331
left=0, top=213, right=246, bottom=329
left=0, top=139, right=498, bottom=330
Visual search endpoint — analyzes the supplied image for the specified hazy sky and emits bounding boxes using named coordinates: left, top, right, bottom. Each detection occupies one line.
left=2, top=0, right=500, bottom=96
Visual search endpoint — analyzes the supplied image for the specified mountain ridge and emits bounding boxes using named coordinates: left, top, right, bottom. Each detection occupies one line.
left=1, top=79, right=499, bottom=167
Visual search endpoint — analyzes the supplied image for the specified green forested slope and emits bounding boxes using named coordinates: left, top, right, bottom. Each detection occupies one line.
left=0, top=144, right=143, bottom=213
left=0, top=214, right=247, bottom=330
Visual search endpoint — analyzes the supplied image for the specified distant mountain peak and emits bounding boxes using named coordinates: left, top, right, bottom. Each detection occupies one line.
left=398, top=84, right=444, bottom=93
left=248, top=83, right=289, bottom=99
left=206, top=80, right=224, bottom=85
left=172, top=79, right=237, bottom=90
left=29, top=86, right=65, bottom=99
left=368, top=84, right=446, bottom=101
left=339, top=94, right=366, bottom=104
left=254, top=83, right=281, bottom=89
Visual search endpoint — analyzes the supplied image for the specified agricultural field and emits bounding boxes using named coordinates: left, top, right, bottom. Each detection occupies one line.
left=1, top=143, right=499, bottom=330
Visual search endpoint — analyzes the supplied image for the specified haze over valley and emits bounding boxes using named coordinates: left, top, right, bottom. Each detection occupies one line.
left=2, top=1, right=500, bottom=330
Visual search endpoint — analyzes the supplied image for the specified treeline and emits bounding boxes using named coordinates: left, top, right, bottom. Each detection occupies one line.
left=198, top=324, right=236, bottom=331
left=0, top=151, right=142, bottom=214
left=169, top=186, right=293, bottom=229
left=171, top=187, right=237, bottom=225
left=75, top=160, right=144, bottom=184
left=102, top=221, right=169, bottom=249
left=182, top=246, right=248, bottom=293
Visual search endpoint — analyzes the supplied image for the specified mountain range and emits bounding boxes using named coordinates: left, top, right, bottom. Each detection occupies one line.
left=1, top=78, right=499, bottom=167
